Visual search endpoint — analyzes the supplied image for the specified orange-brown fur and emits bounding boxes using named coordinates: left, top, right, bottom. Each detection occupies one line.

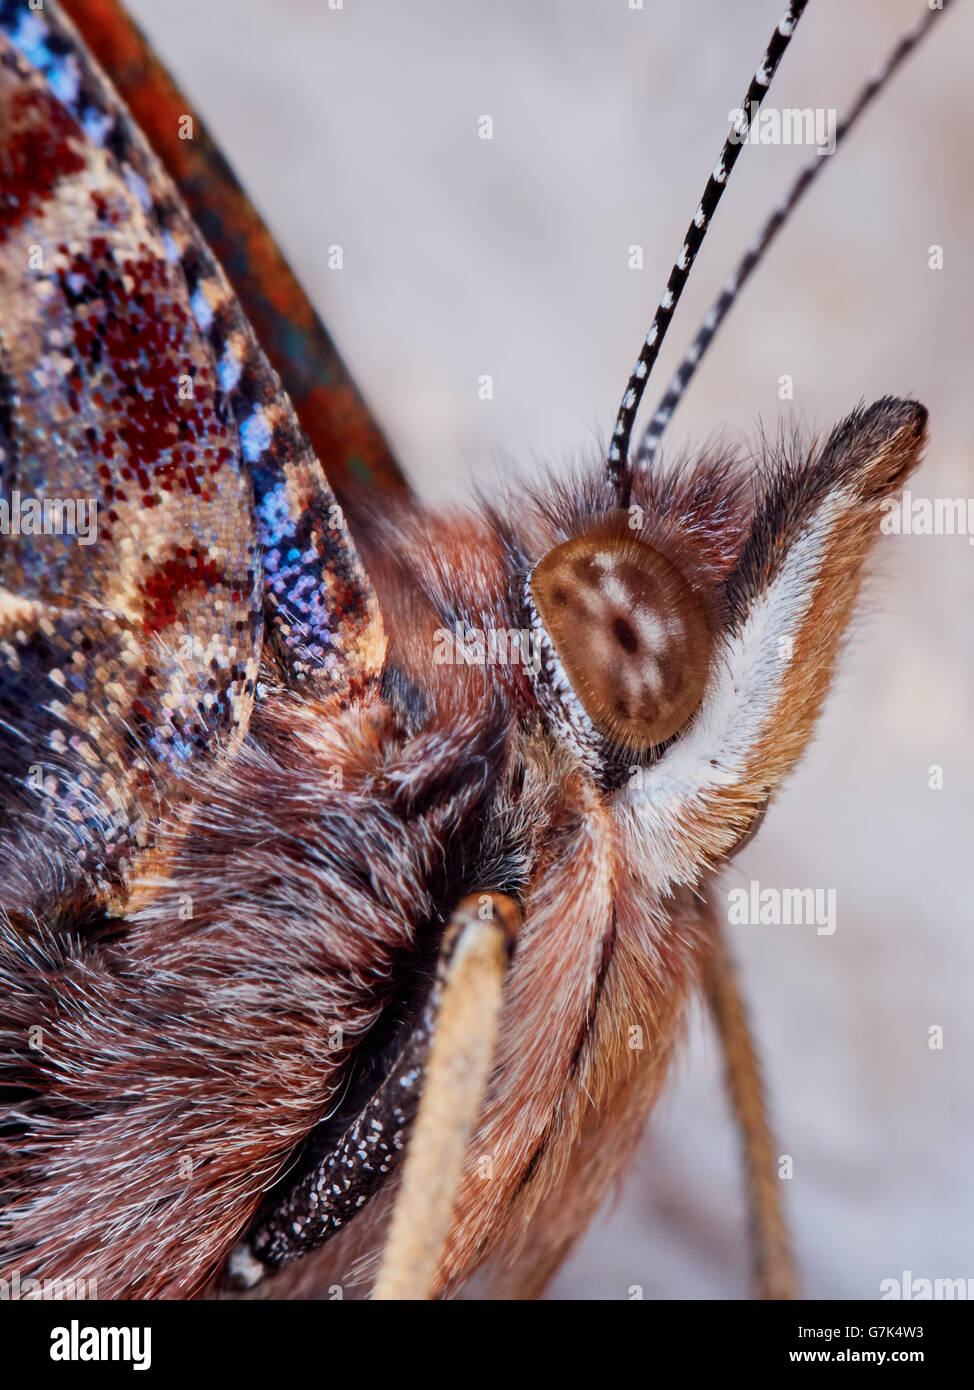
left=0, top=405, right=926, bottom=1298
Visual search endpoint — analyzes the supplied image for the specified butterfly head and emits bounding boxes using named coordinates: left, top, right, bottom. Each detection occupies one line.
left=515, top=398, right=927, bottom=891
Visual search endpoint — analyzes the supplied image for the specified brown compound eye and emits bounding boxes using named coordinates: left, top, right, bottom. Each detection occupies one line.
left=530, top=529, right=712, bottom=750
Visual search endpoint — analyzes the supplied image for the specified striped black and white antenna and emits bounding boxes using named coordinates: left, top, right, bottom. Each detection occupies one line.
left=607, top=0, right=810, bottom=508
left=636, top=0, right=957, bottom=469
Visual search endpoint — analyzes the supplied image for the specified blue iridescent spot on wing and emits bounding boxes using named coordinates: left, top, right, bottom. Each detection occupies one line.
left=241, top=407, right=272, bottom=461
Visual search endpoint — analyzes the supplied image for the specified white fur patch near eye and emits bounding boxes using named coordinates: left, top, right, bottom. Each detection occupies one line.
left=621, top=492, right=845, bottom=894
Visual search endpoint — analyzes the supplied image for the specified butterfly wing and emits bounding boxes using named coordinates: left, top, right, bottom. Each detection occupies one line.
left=0, top=0, right=382, bottom=904
left=58, top=0, right=411, bottom=521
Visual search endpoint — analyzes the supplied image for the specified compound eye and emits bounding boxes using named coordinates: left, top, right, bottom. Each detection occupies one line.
left=530, top=529, right=712, bottom=749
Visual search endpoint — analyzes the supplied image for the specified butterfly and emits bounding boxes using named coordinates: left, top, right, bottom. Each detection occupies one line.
left=0, top=0, right=953, bottom=1301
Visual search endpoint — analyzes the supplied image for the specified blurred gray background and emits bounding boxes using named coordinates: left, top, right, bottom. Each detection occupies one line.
left=126, top=0, right=973, bottom=1297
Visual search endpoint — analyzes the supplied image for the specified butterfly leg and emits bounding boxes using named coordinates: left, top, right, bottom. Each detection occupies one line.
left=372, top=893, right=520, bottom=1300
left=702, top=891, right=797, bottom=1300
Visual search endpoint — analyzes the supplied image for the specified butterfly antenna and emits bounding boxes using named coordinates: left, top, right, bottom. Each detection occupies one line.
left=607, top=0, right=810, bottom=507
left=637, top=0, right=957, bottom=469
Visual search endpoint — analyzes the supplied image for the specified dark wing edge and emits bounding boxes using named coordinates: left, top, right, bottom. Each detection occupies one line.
left=60, top=0, right=412, bottom=527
